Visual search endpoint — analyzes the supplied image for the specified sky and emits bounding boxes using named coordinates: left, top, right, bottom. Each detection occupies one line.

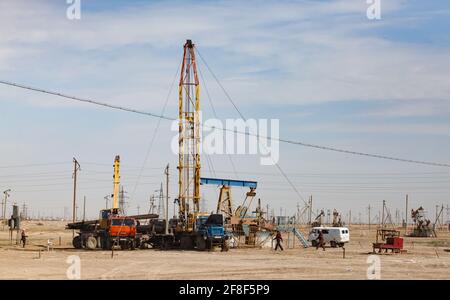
left=0, top=0, right=449, bottom=224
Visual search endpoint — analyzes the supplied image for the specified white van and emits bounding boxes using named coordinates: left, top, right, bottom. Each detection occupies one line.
left=308, top=227, right=350, bottom=247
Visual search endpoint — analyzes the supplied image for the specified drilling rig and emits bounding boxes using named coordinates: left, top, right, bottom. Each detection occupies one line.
left=144, top=40, right=227, bottom=251
left=174, top=40, right=227, bottom=250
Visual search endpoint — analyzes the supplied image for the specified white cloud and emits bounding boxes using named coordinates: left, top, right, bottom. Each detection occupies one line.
left=1, top=0, right=449, bottom=109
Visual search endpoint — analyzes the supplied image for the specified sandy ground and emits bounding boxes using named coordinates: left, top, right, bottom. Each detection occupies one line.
left=0, top=221, right=449, bottom=279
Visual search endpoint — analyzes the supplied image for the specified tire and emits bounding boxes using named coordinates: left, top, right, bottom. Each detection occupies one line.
left=206, top=239, right=213, bottom=251
left=72, top=236, right=82, bottom=249
left=221, top=239, right=229, bottom=252
left=103, top=237, right=112, bottom=250
left=330, top=241, right=337, bottom=248
left=311, top=240, right=317, bottom=247
left=180, top=236, right=194, bottom=250
left=120, top=242, right=128, bottom=250
left=196, top=236, right=206, bottom=251
left=85, top=236, right=97, bottom=250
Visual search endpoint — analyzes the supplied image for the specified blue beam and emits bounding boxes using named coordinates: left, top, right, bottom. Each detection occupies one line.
left=200, top=177, right=257, bottom=189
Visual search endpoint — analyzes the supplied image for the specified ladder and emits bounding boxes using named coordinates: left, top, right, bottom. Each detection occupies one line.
left=293, top=228, right=309, bottom=248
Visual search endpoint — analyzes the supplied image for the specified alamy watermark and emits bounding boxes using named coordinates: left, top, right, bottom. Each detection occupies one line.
left=66, top=255, right=81, bottom=279
left=366, top=0, right=381, bottom=20
left=66, top=0, right=81, bottom=20
left=171, top=113, right=280, bottom=166
left=366, top=255, right=381, bottom=279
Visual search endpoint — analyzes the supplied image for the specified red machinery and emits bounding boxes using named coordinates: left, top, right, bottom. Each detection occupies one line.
left=372, top=229, right=406, bottom=254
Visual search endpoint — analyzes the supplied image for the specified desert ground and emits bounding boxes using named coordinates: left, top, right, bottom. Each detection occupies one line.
left=0, top=221, right=449, bottom=280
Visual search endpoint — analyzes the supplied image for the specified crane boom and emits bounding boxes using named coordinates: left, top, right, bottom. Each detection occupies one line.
left=112, top=155, right=120, bottom=214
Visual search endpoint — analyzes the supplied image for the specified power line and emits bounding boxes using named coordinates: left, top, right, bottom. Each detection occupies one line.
left=0, top=162, right=68, bottom=168
left=0, top=80, right=175, bottom=121
left=1, top=79, right=450, bottom=168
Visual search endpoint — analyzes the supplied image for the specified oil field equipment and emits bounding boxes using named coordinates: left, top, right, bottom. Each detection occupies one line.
left=409, top=207, right=436, bottom=237
left=372, top=229, right=405, bottom=254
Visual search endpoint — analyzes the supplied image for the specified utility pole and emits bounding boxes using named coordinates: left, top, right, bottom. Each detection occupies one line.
left=72, top=158, right=80, bottom=237
left=308, top=195, right=312, bottom=225
left=83, top=196, right=86, bottom=222
left=405, top=194, right=408, bottom=234
left=2, top=189, right=11, bottom=230
left=165, top=164, right=169, bottom=235
left=436, top=205, right=439, bottom=227
left=157, top=183, right=164, bottom=218
left=368, top=205, right=371, bottom=230
left=382, top=200, right=386, bottom=228
left=137, top=205, right=140, bottom=215
left=104, top=195, right=109, bottom=210
left=446, top=204, right=449, bottom=227
left=21, top=203, right=27, bottom=220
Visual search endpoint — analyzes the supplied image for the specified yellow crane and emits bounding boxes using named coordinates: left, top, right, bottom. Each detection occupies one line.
left=112, top=155, right=120, bottom=215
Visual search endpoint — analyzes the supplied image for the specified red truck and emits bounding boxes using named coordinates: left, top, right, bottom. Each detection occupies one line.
left=67, top=210, right=139, bottom=250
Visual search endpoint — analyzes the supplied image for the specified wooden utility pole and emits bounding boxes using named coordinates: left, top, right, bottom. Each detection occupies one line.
left=82, top=196, right=86, bottom=222
left=104, top=195, right=109, bottom=209
left=165, top=164, right=169, bottom=235
left=2, top=189, right=11, bottom=230
left=405, top=194, right=408, bottom=234
left=368, top=205, right=371, bottom=230
left=308, top=195, right=312, bottom=225
left=72, top=158, right=80, bottom=237
left=382, top=200, right=386, bottom=228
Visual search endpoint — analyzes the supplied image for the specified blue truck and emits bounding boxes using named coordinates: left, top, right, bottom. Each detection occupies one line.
left=195, top=214, right=228, bottom=251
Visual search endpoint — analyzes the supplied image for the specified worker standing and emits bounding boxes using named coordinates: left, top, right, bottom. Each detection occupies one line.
left=21, top=229, right=27, bottom=248
left=316, top=231, right=325, bottom=251
left=273, top=231, right=284, bottom=251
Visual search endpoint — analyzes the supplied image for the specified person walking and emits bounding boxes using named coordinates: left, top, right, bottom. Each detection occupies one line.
left=21, top=229, right=27, bottom=248
left=273, top=231, right=284, bottom=251
left=316, top=230, right=325, bottom=251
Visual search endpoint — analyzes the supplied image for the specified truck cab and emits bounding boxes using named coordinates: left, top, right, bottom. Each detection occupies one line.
left=108, top=217, right=137, bottom=238
left=195, top=214, right=228, bottom=251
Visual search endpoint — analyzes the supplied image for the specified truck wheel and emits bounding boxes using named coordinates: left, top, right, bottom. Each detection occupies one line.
left=120, top=242, right=128, bottom=250
left=131, top=240, right=136, bottom=250
left=330, top=241, right=337, bottom=248
left=180, top=236, right=194, bottom=250
left=196, top=236, right=206, bottom=251
left=103, top=237, right=112, bottom=250
left=221, top=240, right=229, bottom=252
left=311, top=240, right=317, bottom=247
left=206, top=239, right=213, bottom=251
left=72, top=236, right=82, bottom=249
left=85, top=236, right=97, bottom=250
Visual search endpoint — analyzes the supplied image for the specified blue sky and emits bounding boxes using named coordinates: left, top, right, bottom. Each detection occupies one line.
left=0, top=0, right=449, bottom=222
